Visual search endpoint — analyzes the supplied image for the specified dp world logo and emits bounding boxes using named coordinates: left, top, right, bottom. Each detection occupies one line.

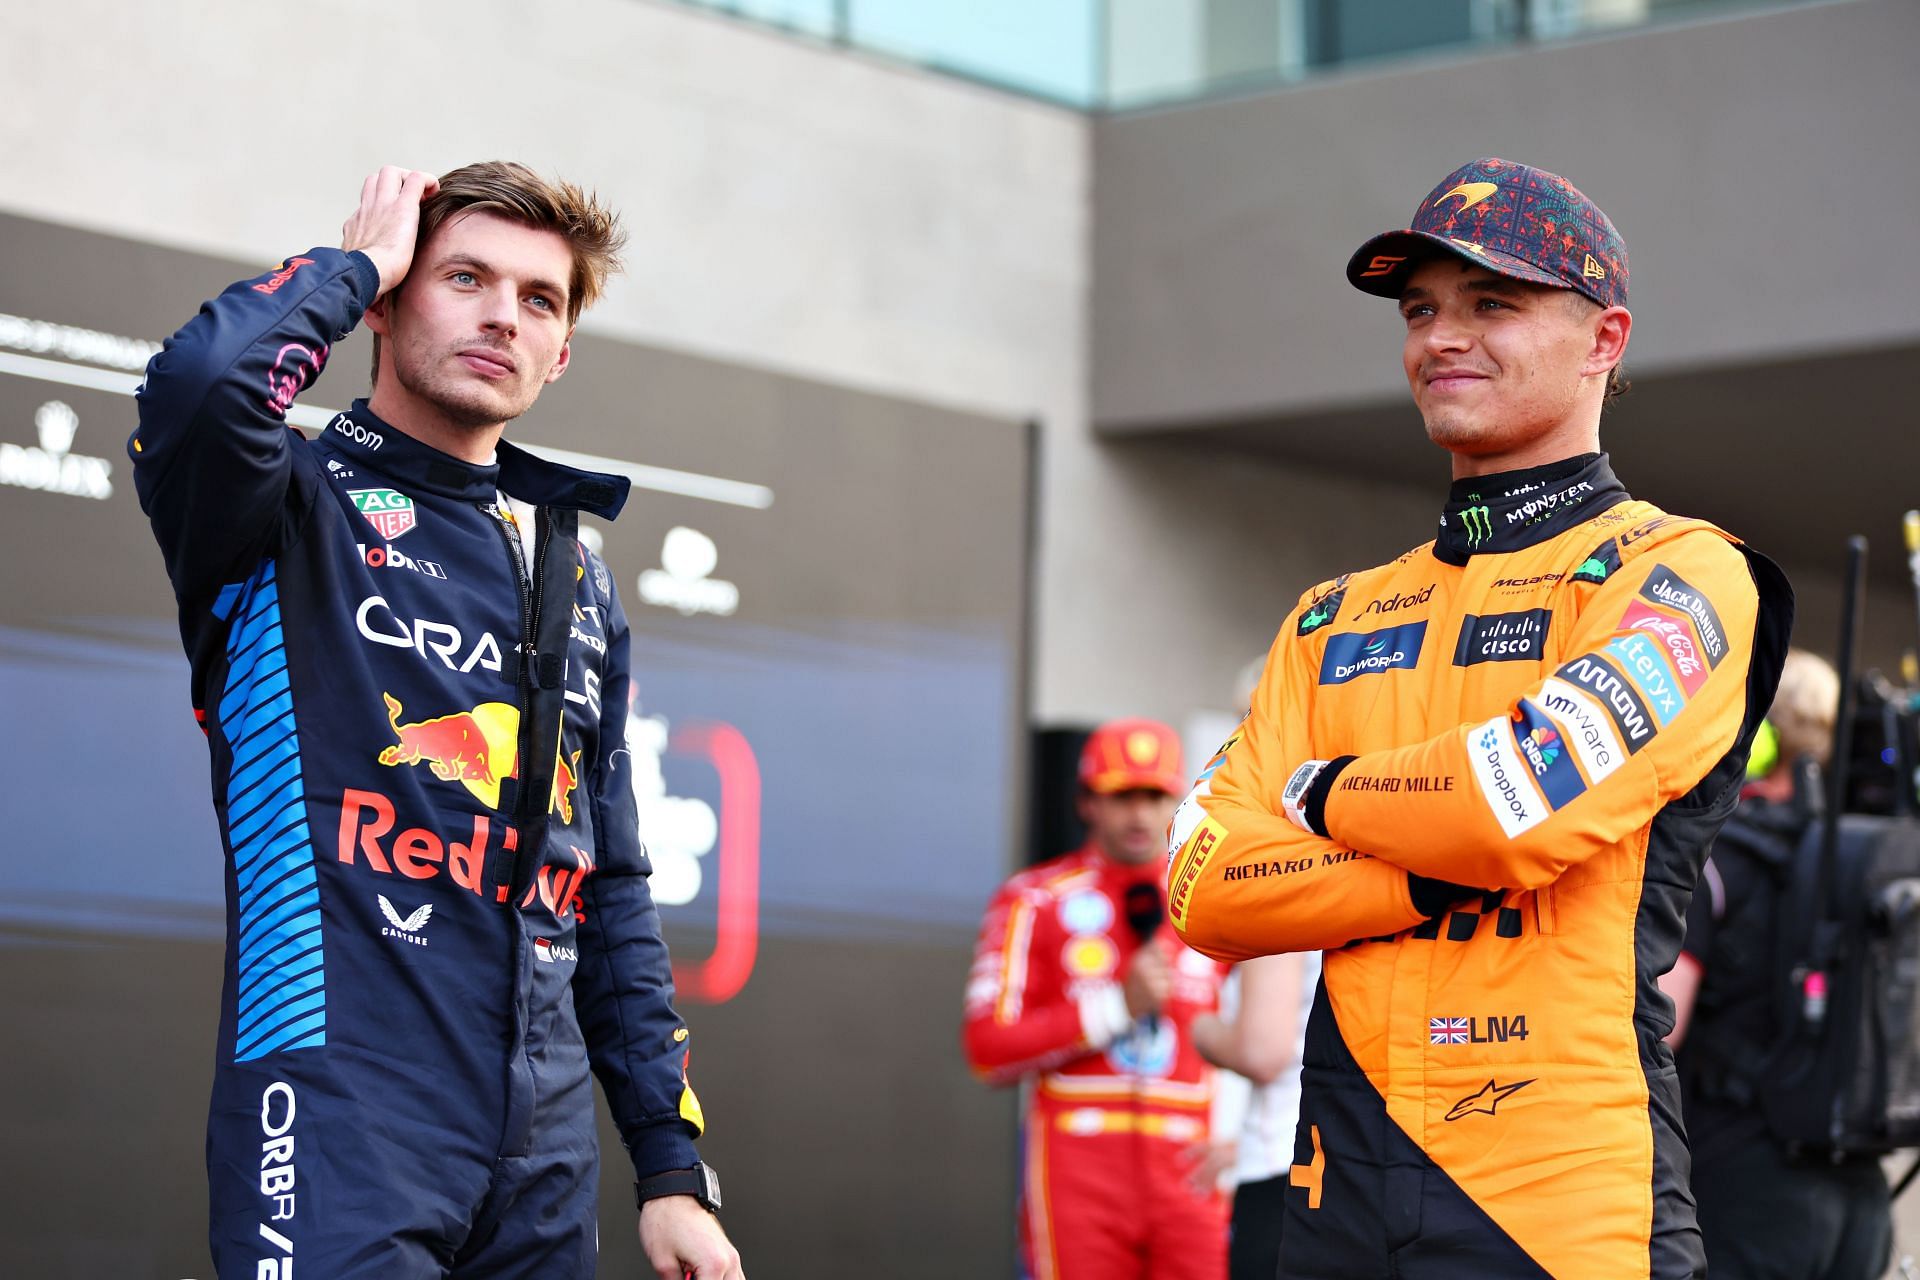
left=1319, top=621, right=1427, bottom=685
left=1457, top=504, right=1493, bottom=548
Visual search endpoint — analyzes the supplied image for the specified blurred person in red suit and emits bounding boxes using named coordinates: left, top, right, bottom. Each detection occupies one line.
left=965, top=719, right=1231, bottom=1280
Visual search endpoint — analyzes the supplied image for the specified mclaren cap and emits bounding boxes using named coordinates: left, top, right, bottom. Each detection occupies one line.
left=1078, top=718, right=1186, bottom=796
left=1346, top=158, right=1628, bottom=309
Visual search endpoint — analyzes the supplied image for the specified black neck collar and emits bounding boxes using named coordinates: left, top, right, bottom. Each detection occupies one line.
left=320, top=400, right=630, bottom=519
left=1434, top=452, right=1629, bottom=564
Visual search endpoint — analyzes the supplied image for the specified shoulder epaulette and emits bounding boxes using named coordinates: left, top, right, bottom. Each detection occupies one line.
left=1298, top=573, right=1353, bottom=636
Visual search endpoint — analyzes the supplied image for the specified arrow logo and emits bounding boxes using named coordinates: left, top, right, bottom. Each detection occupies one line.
left=1444, top=1078, right=1534, bottom=1121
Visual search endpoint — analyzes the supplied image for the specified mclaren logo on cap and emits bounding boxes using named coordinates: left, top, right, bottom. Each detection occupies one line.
left=1434, top=181, right=1500, bottom=212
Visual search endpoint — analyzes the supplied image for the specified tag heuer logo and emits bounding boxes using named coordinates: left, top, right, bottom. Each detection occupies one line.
left=351, top=488, right=417, bottom=540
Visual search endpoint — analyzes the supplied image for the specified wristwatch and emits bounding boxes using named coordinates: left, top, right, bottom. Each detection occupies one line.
left=635, top=1162, right=723, bottom=1214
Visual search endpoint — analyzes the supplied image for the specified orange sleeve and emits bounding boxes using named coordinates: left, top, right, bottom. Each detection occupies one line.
left=1166, top=587, right=1429, bottom=964
left=961, top=880, right=1127, bottom=1085
left=1322, top=532, right=1769, bottom=890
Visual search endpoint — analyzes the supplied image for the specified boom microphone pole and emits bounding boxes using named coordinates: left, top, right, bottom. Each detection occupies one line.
left=1806, top=537, right=1868, bottom=1034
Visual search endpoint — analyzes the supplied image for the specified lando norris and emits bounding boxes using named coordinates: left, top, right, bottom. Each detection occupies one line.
left=1166, top=159, right=1793, bottom=1279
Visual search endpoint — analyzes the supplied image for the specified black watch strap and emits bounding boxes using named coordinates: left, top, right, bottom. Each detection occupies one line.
left=635, top=1162, right=722, bottom=1214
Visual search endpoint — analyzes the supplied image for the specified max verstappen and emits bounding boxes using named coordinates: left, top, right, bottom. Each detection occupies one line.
left=1166, top=160, right=1794, bottom=1278
left=131, top=164, right=742, bottom=1278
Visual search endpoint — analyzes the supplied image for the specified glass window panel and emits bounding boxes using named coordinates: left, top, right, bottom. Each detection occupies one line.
left=848, top=0, right=1101, bottom=105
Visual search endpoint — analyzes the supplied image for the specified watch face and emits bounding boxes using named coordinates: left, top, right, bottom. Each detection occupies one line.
left=699, top=1163, right=723, bottom=1211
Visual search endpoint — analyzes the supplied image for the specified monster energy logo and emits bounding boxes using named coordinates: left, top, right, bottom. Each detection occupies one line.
left=1458, top=505, right=1493, bottom=547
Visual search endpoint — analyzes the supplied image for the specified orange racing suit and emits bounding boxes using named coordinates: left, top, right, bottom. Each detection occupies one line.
left=966, top=845, right=1230, bottom=1280
left=1166, top=453, right=1791, bottom=1279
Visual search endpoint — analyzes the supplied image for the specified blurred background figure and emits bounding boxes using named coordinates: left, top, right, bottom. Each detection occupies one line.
left=1193, top=949, right=1320, bottom=1280
left=964, top=718, right=1230, bottom=1280
left=1186, top=655, right=1321, bottom=1280
left=1662, top=649, right=1893, bottom=1279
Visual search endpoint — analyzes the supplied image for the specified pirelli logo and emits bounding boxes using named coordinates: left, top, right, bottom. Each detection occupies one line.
left=1167, top=817, right=1227, bottom=930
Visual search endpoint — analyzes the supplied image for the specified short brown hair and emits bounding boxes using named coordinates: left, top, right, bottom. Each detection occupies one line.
left=1603, top=364, right=1629, bottom=407
left=371, top=161, right=626, bottom=382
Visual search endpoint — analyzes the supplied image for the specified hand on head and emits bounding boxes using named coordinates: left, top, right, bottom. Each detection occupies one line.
left=342, top=166, right=440, bottom=294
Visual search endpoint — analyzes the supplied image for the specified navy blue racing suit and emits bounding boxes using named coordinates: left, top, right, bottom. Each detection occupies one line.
left=130, top=248, right=703, bottom=1277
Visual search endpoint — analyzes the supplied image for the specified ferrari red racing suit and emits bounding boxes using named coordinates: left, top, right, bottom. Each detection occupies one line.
left=966, top=845, right=1230, bottom=1280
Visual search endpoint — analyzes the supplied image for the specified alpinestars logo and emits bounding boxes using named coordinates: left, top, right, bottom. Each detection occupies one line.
left=1445, top=1078, right=1534, bottom=1121
left=1455, top=505, right=1493, bottom=547
left=378, top=895, right=433, bottom=946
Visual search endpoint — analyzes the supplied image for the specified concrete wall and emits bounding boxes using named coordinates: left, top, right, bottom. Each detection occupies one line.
left=1092, top=0, right=1920, bottom=427
left=0, top=0, right=1123, bottom=722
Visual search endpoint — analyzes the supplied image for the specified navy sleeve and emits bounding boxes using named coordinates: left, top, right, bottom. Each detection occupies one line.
left=573, top=578, right=703, bottom=1179
left=130, top=247, right=381, bottom=602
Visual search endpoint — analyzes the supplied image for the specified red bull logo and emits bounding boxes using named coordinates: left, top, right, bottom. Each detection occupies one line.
left=376, top=693, right=519, bottom=808
left=337, top=788, right=594, bottom=919
left=551, top=748, right=582, bottom=825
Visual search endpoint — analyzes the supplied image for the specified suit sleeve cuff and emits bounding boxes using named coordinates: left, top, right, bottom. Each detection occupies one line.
left=1077, top=984, right=1133, bottom=1049
left=625, top=1118, right=702, bottom=1181
left=343, top=249, right=384, bottom=304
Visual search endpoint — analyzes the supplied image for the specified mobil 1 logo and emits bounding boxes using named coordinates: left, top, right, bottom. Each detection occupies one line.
left=1454, top=609, right=1550, bottom=666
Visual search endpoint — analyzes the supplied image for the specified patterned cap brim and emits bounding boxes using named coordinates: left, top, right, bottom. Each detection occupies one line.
left=1346, top=229, right=1589, bottom=302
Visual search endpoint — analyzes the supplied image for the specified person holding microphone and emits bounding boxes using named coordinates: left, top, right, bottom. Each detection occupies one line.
left=964, top=719, right=1230, bottom=1280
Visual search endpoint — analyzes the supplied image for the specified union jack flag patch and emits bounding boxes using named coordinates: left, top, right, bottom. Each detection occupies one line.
left=1430, top=1017, right=1470, bottom=1045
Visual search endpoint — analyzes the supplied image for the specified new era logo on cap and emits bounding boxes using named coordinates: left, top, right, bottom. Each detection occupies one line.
left=1345, top=158, right=1628, bottom=309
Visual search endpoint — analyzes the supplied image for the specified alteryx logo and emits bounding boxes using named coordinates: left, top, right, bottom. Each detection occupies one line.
left=1320, top=621, right=1427, bottom=685
left=1604, top=633, right=1685, bottom=726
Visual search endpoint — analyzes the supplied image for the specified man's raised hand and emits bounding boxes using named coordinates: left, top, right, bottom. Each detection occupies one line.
left=341, top=166, right=439, bottom=295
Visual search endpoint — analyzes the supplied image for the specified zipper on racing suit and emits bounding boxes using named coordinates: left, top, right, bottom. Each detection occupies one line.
left=486, top=500, right=551, bottom=898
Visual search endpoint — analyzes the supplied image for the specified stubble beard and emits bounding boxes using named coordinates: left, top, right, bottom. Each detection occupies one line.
left=396, top=344, right=538, bottom=433
left=1422, top=405, right=1497, bottom=454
